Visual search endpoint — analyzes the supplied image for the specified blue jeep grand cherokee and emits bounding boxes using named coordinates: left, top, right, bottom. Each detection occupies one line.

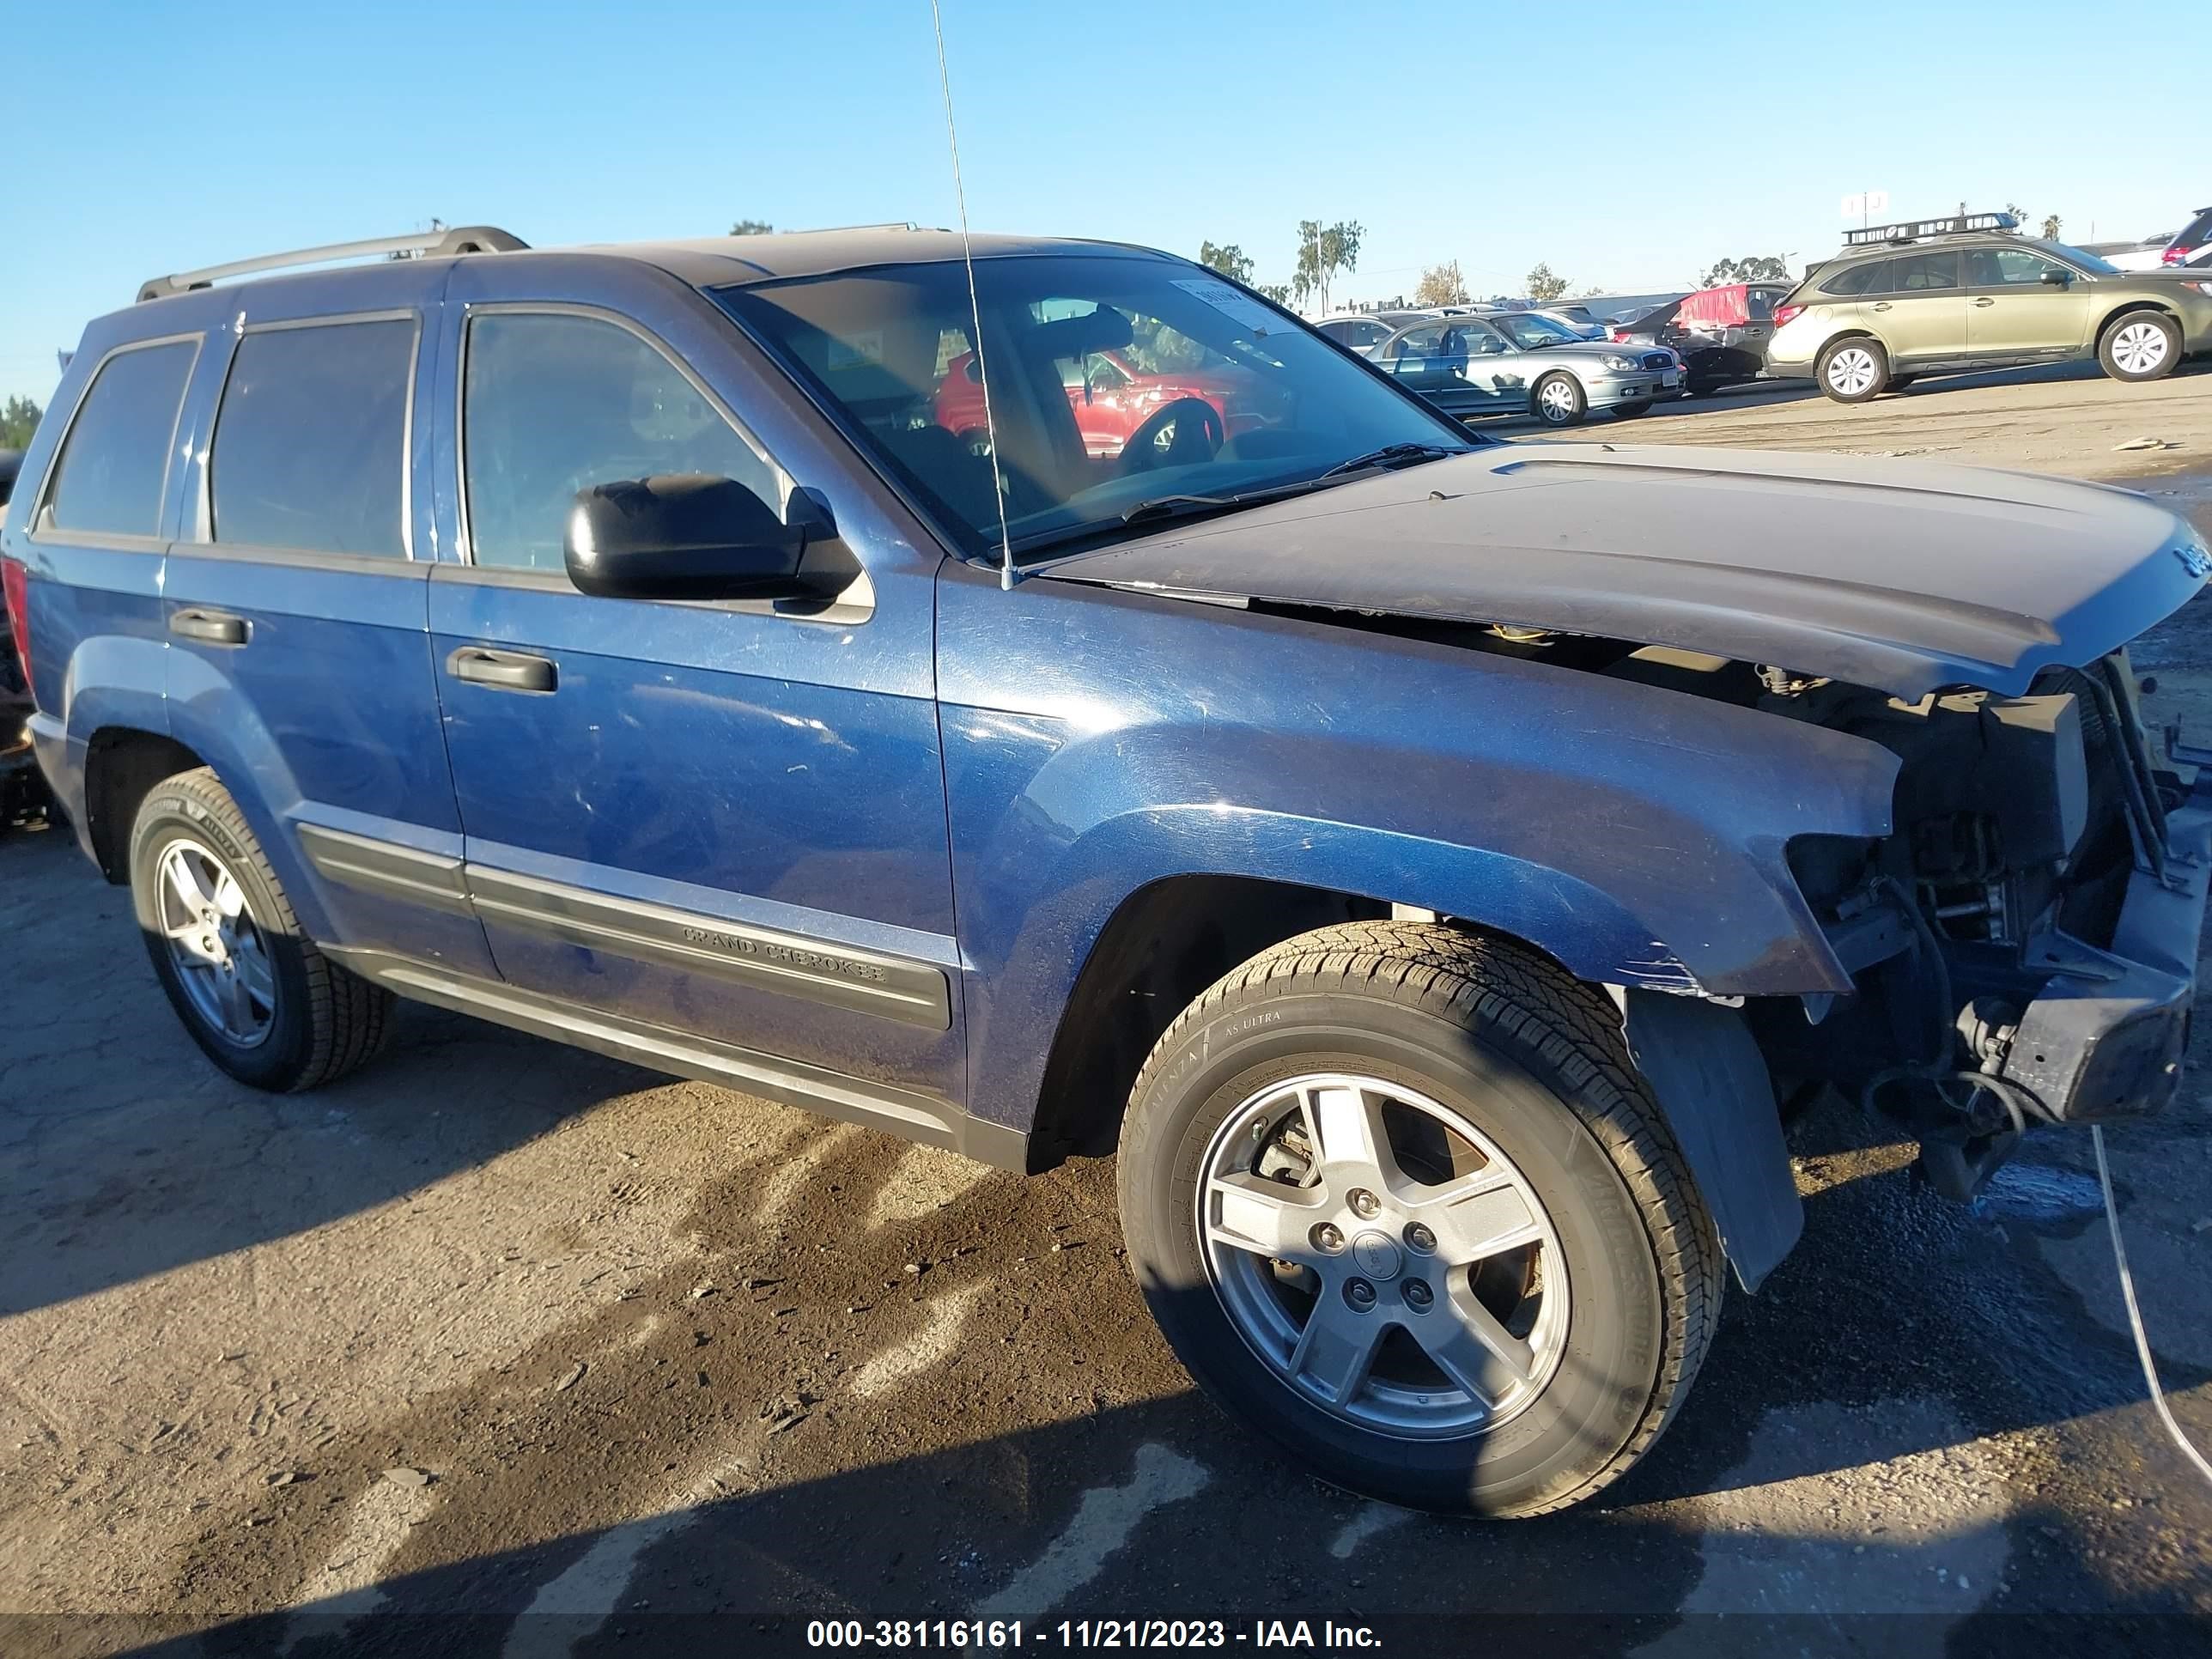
left=8, top=224, right=2210, bottom=1516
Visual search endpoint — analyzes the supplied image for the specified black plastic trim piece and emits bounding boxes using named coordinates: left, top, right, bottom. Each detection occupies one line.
left=321, top=945, right=1023, bottom=1168
left=296, top=823, right=474, bottom=917
left=464, top=865, right=954, bottom=1031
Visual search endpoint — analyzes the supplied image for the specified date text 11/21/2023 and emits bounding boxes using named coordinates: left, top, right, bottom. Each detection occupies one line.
left=804, top=1618, right=1383, bottom=1648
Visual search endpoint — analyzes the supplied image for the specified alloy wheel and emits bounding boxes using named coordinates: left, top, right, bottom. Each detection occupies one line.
left=1826, top=346, right=1878, bottom=397
left=1196, top=1073, right=1570, bottom=1437
left=152, top=837, right=278, bottom=1046
left=2112, top=321, right=2170, bottom=376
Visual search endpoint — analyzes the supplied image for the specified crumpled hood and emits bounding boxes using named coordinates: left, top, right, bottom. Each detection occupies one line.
left=1036, top=445, right=2211, bottom=697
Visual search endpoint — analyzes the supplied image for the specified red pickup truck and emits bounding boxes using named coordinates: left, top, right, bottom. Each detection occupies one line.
left=934, top=349, right=1267, bottom=459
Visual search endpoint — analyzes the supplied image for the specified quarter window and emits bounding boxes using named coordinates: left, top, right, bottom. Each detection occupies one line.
left=210, top=319, right=415, bottom=556
left=1818, top=263, right=1883, bottom=296
left=463, top=313, right=777, bottom=572
left=43, top=340, right=198, bottom=538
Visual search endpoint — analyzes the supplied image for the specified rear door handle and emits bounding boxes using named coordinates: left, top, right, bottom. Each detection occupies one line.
left=447, top=645, right=557, bottom=694
left=1869, top=302, right=1893, bottom=312
left=1973, top=296, right=1996, bottom=307
left=170, top=608, right=248, bottom=647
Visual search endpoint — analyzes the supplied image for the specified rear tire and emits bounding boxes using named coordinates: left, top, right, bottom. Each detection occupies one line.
left=1116, top=922, right=1723, bottom=1517
left=2100, top=312, right=2180, bottom=383
left=128, top=767, right=392, bottom=1092
left=1530, top=373, right=1588, bottom=428
left=1818, top=337, right=1888, bottom=402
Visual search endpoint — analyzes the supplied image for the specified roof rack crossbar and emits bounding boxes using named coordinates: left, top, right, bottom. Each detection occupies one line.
left=137, top=225, right=528, bottom=303
left=1842, top=211, right=2019, bottom=248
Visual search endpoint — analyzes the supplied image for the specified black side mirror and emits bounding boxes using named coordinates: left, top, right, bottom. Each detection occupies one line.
left=2040, top=268, right=2071, bottom=286
left=564, top=474, right=818, bottom=601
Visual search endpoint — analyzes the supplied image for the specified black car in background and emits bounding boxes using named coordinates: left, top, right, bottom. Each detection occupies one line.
left=1611, top=283, right=1792, bottom=395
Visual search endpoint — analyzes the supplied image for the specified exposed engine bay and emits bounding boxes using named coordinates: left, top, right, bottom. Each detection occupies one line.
left=1261, top=605, right=2206, bottom=1200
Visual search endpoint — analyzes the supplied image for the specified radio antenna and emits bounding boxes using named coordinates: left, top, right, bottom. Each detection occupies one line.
left=928, top=0, right=1017, bottom=589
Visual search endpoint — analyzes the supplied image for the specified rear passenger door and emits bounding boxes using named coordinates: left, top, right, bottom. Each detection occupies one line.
left=427, top=263, right=964, bottom=1116
left=163, top=272, right=495, bottom=977
left=1863, top=252, right=1966, bottom=365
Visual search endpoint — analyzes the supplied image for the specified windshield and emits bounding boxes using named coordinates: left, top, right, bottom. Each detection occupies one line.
left=1486, top=312, right=1584, bottom=349
left=2042, top=241, right=2119, bottom=275
left=714, top=257, right=1473, bottom=562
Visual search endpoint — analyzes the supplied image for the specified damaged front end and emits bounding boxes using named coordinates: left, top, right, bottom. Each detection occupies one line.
left=1760, top=651, right=2207, bottom=1198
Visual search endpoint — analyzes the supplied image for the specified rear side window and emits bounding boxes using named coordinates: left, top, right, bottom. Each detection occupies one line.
left=1887, top=252, right=1959, bottom=292
left=43, top=339, right=198, bottom=538
left=462, top=313, right=776, bottom=572
left=210, top=319, right=415, bottom=556
left=1818, top=262, right=1884, bottom=296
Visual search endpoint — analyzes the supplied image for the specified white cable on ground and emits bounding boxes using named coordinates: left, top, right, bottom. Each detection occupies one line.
left=2091, top=1124, right=2212, bottom=1487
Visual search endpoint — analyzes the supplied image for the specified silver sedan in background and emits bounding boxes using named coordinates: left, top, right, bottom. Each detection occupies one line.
left=1370, top=310, right=1684, bottom=426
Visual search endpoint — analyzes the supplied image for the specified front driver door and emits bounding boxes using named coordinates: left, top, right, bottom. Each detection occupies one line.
left=1962, top=246, right=2091, bottom=358
left=428, top=267, right=967, bottom=1123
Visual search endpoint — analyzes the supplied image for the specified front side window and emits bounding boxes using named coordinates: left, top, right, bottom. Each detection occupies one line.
left=211, top=320, right=414, bottom=556
left=43, top=340, right=198, bottom=538
left=714, top=255, right=1471, bottom=563
left=463, top=313, right=778, bottom=572
left=1965, top=248, right=2071, bottom=287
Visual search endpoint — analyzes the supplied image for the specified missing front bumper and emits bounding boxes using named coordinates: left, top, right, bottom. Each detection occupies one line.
left=2000, top=801, right=2211, bottom=1121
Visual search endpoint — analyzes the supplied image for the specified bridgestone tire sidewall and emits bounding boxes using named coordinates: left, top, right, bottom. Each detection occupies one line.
left=129, top=783, right=318, bottom=1090
left=1122, top=989, right=1666, bottom=1516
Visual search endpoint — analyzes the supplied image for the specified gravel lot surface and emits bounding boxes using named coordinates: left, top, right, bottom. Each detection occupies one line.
left=3, top=362, right=2211, bottom=1657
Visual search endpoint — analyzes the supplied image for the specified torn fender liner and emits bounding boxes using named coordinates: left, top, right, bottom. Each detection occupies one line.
left=1620, top=989, right=1802, bottom=1292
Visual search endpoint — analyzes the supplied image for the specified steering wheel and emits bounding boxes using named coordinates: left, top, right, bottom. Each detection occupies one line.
left=1121, top=398, right=1224, bottom=473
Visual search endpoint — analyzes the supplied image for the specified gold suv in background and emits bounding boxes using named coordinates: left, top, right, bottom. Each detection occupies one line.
left=1765, top=212, right=2212, bottom=402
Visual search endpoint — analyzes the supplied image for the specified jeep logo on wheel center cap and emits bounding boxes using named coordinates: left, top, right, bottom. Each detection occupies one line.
left=1351, top=1231, right=1403, bottom=1280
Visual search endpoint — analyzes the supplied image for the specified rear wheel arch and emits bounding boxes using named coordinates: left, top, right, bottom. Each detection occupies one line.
left=83, top=727, right=210, bottom=882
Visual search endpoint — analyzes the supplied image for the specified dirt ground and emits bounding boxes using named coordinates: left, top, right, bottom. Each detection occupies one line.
left=4, top=362, right=2212, bottom=1658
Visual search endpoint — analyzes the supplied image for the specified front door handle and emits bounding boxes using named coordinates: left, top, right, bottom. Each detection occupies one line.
left=170, top=608, right=248, bottom=647
left=448, top=646, right=557, bottom=694
left=1973, top=297, right=1996, bottom=307
left=1869, top=301, right=1892, bottom=312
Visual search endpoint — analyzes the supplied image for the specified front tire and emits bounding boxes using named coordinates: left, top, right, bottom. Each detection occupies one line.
left=1116, top=923, right=1723, bottom=1517
left=2100, top=313, right=2180, bottom=383
left=1818, top=337, right=1888, bottom=402
left=129, top=767, right=392, bottom=1091
left=1530, top=373, right=1588, bottom=428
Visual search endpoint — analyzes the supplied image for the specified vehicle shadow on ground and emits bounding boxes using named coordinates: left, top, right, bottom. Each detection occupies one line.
left=0, top=826, right=665, bottom=1319
left=81, top=1080, right=2212, bottom=1659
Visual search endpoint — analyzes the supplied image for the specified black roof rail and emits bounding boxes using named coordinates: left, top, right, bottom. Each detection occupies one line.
left=1842, top=211, right=2018, bottom=249
left=136, top=225, right=527, bottom=303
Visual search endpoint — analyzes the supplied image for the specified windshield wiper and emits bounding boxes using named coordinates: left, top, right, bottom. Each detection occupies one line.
left=1318, top=441, right=1459, bottom=480
left=1118, top=477, right=1342, bottom=527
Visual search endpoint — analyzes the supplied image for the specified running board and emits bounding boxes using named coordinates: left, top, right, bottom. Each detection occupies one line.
left=323, top=945, right=1026, bottom=1170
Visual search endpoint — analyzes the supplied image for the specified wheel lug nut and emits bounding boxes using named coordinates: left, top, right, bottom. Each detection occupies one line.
left=1344, top=1279, right=1376, bottom=1311
left=1311, top=1222, right=1346, bottom=1255
left=1404, top=1223, right=1437, bottom=1254
left=1402, top=1279, right=1433, bottom=1311
left=1349, top=1188, right=1380, bottom=1219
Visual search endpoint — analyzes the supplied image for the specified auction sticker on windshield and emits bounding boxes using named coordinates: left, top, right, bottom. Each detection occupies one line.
left=1170, top=277, right=1282, bottom=336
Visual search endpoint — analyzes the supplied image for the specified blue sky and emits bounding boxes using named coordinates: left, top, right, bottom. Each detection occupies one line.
left=5, top=0, right=2202, bottom=406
